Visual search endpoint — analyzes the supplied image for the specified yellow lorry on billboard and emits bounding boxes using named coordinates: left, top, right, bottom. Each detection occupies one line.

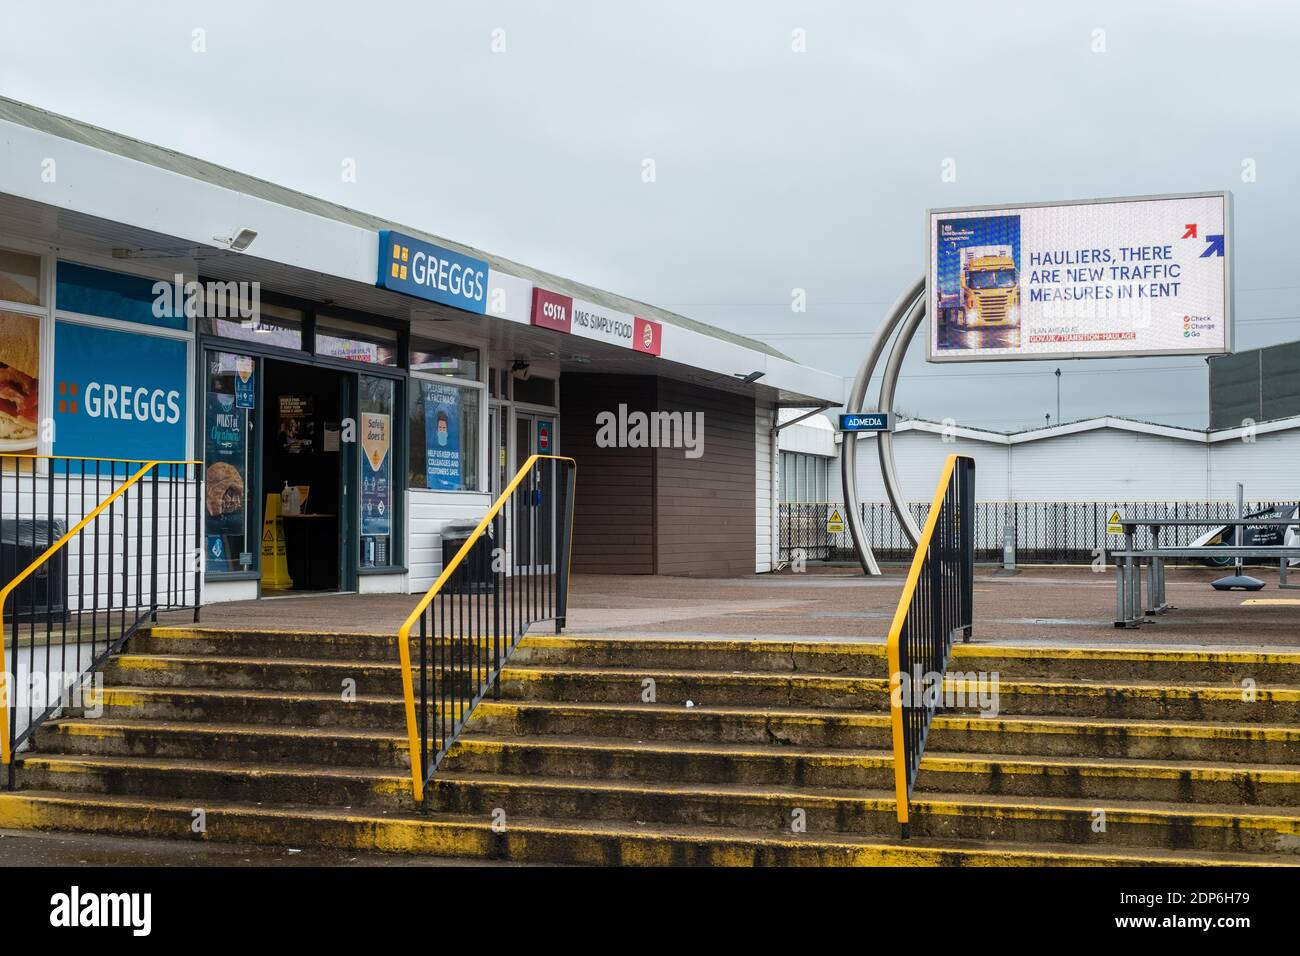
left=956, top=245, right=1020, bottom=328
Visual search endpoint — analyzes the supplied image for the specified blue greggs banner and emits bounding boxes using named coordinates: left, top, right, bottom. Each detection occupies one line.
left=52, top=321, right=188, bottom=464
left=376, top=230, right=488, bottom=315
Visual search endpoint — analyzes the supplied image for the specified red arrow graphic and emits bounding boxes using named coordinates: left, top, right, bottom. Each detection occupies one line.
left=1182, top=224, right=1198, bottom=239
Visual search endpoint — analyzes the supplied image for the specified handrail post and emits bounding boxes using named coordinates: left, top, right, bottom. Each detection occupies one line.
left=555, top=459, right=576, bottom=633
left=394, top=454, right=576, bottom=802
left=884, top=454, right=975, bottom=838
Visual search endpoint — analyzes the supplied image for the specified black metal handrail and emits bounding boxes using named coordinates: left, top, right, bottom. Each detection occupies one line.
left=0, top=455, right=202, bottom=783
left=396, top=454, right=576, bottom=804
left=885, top=454, right=974, bottom=838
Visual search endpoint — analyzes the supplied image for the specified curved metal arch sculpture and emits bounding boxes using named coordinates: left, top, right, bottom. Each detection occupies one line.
left=840, top=276, right=929, bottom=575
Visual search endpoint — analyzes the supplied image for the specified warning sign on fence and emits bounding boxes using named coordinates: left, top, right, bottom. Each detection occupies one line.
left=826, top=508, right=845, bottom=534
left=1106, top=510, right=1124, bottom=535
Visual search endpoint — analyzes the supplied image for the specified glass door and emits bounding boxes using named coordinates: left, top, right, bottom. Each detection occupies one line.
left=511, top=412, right=556, bottom=574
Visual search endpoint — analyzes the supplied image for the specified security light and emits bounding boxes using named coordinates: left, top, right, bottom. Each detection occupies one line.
left=214, top=228, right=258, bottom=252
left=736, top=371, right=765, bottom=384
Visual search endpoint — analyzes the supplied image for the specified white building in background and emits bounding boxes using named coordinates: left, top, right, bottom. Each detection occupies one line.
left=777, top=409, right=837, bottom=503
left=839, top=416, right=1300, bottom=504
left=776, top=413, right=1300, bottom=505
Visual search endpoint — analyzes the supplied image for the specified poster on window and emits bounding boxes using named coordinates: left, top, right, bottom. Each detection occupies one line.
left=205, top=391, right=246, bottom=533
left=424, top=382, right=462, bottom=491
left=0, top=310, right=41, bottom=453
left=279, top=395, right=314, bottom=453
left=361, top=411, right=391, bottom=536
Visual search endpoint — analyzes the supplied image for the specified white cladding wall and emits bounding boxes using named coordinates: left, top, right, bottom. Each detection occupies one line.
left=847, top=425, right=1300, bottom=504
left=850, top=432, right=1009, bottom=503
left=0, top=474, right=199, bottom=611
left=407, top=489, right=494, bottom=592
left=756, top=403, right=775, bottom=573
left=777, top=411, right=837, bottom=457
left=1009, top=430, right=1210, bottom=501
left=1208, top=430, right=1300, bottom=500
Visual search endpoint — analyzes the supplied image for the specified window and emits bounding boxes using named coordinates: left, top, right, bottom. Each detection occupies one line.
left=0, top=308, right=41, bottom=451
left=316, top=314, right=398, bottom=366
left=0, top=248, right=41, bottom=306
left=359, top=375, right=396, bottom=567
left=201, top=301, right=305, bottom=350
left=780, top=451, right=833, bottom=503
left=410, top=337, right=479, bottom=380
left=512, top=374, right=556, bottom=407
left=408, top=378, right=481, bottom=491
left=203, top=352, right=256, bottom=574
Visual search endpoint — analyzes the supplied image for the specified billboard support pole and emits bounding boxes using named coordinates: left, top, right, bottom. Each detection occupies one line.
left=878, top=297, right=927, bottom=549
left=840, top=277, right=924, bottom=575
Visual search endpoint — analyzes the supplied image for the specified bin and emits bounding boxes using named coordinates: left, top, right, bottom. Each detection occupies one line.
left=441, top=521, right=494, bottom=595
left=1, top=518, right=68, bottom=619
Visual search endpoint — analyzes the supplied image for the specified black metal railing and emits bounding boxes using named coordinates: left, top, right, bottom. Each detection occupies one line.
left=780, top=498, right=1296, bottom=565
left=1, top=456, right=202, bottom=782
left=396, top=454, right=576, bottom=804
left=885, top=455, right=974, bottom=838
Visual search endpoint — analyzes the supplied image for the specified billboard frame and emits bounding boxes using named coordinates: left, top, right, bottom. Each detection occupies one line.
left=925, top=190, right=1234, bottom=363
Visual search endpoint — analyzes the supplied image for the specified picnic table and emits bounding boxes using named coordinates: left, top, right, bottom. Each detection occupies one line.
left=1111, top=517, right=1300, bottom=627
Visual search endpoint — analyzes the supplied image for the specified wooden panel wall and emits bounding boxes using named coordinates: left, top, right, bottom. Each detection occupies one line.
left=654, top=379, right=756, bottom=577
left=559, top=373, right=657, bottom=574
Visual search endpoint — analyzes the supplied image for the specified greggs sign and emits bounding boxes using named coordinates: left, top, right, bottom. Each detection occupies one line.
left=529, top=288, right=661, bottom=356
left=377, top=230, right=488, bottom=315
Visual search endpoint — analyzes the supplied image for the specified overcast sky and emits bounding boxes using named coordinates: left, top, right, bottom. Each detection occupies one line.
left=3, top=0, right=1297, bottom=430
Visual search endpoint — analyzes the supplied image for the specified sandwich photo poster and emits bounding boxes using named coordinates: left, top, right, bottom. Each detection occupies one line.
left=0, top=309, right=41, bottom=459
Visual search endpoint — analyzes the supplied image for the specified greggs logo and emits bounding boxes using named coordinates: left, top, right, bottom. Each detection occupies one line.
left=389, top=242, right=410, bottom=281
left=57, top=380, right=181, bottom=424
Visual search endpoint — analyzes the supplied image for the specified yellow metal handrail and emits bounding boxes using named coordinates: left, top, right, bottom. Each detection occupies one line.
left=396, top=454, right=577, bottom=802
left=0, top=455, right=202, bottom=764
left=885, top=453, right=972, bottom=832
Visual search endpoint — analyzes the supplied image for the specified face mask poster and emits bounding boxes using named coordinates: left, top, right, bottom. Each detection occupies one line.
left=423, top=381, right=462, bottom=491
left=927, top=193, right=1230, bottom=362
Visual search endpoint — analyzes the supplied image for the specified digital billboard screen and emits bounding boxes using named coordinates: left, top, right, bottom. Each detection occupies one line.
left=927, top=192, right=1231, bottom=362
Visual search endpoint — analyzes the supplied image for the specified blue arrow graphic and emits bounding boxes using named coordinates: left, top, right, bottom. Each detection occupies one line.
left=1200, top=234, right=1225, bottom=258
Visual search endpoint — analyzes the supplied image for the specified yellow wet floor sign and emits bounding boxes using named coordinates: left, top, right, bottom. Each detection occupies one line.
left=261, top=493, right=292, bottom=589
left=826, top=507, right=845, bottom=534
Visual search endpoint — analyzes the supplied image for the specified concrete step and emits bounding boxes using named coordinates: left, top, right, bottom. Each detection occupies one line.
left=951, top=642, right=1300, bottom=685
left=496, top=665, right=1300, bottom=721
left=513, top=636, right=1300, bottom=684
left=472, top=700, right=1300, bottom=763
left=101, top=653, right=477, bottom=695
left=0, top=790, right=1290, bottom=866
left=444, top=733, right=1300, bottom=805
left=33, top=718, right=410, bottom=768
left=137, top=627, right=504, bottom=663
left=426, top=772, right=1300, bottom=856
left=14, top=753, right=414, bottom=810
left=513, top=637, right=885, bottom=675
left=85, top=685, right=409, bottom=728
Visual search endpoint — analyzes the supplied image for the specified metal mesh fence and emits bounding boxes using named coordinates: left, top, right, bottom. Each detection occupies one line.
left=779, top=500, right=1296, bottom=565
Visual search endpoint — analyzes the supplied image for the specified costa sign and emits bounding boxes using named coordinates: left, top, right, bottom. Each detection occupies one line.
left=530, top=288, right=661, bottom=356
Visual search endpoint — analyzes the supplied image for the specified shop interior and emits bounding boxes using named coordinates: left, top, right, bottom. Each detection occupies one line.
left=262, top=358, right=346, bottom=592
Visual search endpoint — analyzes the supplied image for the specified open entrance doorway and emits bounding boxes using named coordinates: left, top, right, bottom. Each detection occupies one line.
left=260, top=358, right=349, bottom=593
